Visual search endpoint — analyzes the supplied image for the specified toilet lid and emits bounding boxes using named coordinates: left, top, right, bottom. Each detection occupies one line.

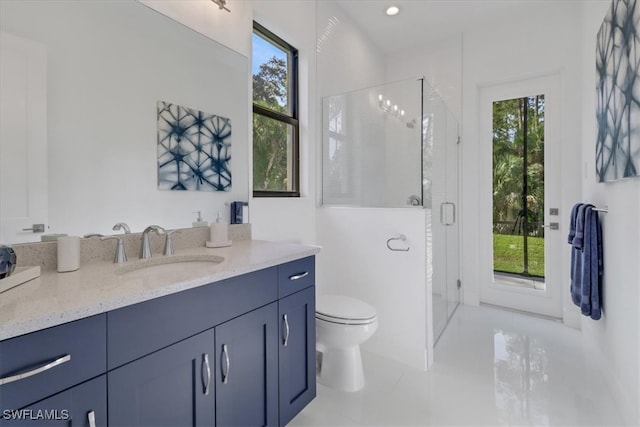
left=316, top=295, right=377, bottom=325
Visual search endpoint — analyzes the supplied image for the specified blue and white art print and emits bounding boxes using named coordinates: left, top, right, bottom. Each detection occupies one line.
left=157, top=101, right=231, bottom=191
left=596, top=0, right=640, bottom=182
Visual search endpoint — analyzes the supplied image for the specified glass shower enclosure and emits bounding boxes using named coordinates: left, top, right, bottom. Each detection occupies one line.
left=322, top=77, right=460, bottom=347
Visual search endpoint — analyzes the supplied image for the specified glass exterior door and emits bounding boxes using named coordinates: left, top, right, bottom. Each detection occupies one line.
left=479, top=75, right=562, bottom=319
left=492, top=95, right=546, bottom=289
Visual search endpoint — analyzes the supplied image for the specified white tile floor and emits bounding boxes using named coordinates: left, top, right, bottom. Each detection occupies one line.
left=290, top=304, right=626, bottom=426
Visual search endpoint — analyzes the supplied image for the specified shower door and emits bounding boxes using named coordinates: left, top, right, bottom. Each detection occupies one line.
left=425, top=87, right=460, bottom=343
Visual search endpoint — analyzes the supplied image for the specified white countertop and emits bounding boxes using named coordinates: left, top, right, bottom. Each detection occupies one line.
left=0, top=240, right=320, bottom=341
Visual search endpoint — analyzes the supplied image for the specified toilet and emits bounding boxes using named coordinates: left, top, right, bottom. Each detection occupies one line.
left=315, top=295, right=378, bottom=392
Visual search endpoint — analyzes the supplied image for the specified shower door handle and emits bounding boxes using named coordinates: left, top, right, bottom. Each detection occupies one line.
left=440, top=202, right=456, bottom=226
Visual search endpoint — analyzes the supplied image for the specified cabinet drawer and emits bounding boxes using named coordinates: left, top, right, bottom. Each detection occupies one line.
left=108, top=266, right=278, bottom=369
left=0, top=315, right=106, bottom=410
left=0, top=375, right=107, bottom=427
left=278, top=257, right=315, bottom=298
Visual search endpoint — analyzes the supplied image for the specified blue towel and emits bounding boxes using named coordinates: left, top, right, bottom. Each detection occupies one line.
left=572, top=204, right=591, bottom=250
left=570, top=204, right=591, bottom=305
left=568, top=203, right=583, bottom=244
left=568, top=203, right=583, bottom=305
left=569, top=204, right=603, bottom=320
left=582, top=206, right=603, bottom=320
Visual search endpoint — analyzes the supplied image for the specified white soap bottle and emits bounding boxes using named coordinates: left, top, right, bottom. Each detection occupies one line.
left=206, top=211, right=231, bottom=248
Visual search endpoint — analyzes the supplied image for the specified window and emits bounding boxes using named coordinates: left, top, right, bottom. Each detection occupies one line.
left=252, top=22, right=299, bottom=197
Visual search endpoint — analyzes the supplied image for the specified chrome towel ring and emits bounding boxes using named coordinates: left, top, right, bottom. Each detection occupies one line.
left=386, top=234, right=410, bottom=252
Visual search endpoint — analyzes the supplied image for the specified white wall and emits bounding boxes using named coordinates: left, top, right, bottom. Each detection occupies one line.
left=386, top=34, right=463, bottom=122
left=580, top=2, right=640, bottom=424
left=459, top=2, right=583, bottom=326
left=141, top=0, right=252, bottom=57
left=317, top=208, right=429, bottom=369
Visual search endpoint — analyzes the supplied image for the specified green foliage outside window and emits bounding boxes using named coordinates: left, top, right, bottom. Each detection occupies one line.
left=252, top=25, right=298, bottom=195
left=492, top=96, right=545, bottom=277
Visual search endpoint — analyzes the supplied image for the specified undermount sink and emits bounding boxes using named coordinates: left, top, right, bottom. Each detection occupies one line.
left=116, top=254, right=224, bottom=278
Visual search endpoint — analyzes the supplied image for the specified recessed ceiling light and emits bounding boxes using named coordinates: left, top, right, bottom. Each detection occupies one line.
left=386, top=5, right=400, bottom=16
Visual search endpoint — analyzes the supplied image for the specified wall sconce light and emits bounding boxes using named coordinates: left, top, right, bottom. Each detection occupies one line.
left=211, top=0, right=231, bottom=12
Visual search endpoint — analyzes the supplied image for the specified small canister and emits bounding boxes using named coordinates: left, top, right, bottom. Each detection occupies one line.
left=57, top=236, right=81, bottom=272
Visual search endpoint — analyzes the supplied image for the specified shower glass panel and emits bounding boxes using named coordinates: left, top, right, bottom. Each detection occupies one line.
left=322, top=79, right=423, bottom=207
left=425, top=85, right=460, bottom=344
left=322, top=78, right=460, bottom=349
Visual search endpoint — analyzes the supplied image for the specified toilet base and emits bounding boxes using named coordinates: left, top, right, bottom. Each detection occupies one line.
left=317, top=345, right=365, bottom=392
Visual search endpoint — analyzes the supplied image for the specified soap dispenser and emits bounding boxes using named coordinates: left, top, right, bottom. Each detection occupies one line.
left=192, top=211, right=208, bottom=228
left=206, top=211, right=232, bottom=248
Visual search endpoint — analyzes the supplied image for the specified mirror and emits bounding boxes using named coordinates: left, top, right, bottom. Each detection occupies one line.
left=0, top=0, right=249, bottom=244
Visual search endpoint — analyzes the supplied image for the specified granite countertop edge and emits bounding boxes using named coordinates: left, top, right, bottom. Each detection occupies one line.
left=0, top=240, right=321, bottom=341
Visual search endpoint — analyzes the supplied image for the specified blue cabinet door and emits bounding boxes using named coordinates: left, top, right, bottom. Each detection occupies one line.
left=215, top=303, right=278, bottom=427
left=0, top=375, right=106, bottom=427
left=278, top=287, right=316, bottom=426
left=108, top=328, right=216, bottom=427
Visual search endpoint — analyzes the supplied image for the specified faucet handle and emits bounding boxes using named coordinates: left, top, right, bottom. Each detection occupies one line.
left=112, top=222, right=131, bottom=234
left=164, top=230, right=180, bottom=256
left=143, top=225, right=165, bottom=235
left=101, top=236, right=127, bottom=264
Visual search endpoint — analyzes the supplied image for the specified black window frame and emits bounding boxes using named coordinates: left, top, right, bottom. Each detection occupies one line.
left=252, top=21, right=300, bottom=197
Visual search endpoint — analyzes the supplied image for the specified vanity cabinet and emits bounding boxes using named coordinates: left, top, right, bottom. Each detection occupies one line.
left=0, top=314, right=106, bottom=424
left=278, top=286, right=316, bottom=426
left=215, top=303, right=278, bottom=427
left=0, top=256, right=316, bottom=427
left=0, top=376, right=107, bottom=427
left=108, top=328, right=217, bottom=426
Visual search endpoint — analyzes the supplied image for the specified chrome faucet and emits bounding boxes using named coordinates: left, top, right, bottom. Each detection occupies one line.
left=163, top=230, right=180, bottom=256
left=140, top=225, right=165, bottom=259
left=112, top=222, right=131, bottom=234
left=101, top=236, right=127, bottom=264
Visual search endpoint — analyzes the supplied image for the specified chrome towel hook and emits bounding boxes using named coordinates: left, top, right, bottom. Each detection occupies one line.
left=386, top=234, right=410, bottom=252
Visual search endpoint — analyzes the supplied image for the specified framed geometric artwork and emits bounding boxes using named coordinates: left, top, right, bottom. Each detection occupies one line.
left=157, top=101, right=231, bottom=191
left=595, top=0, right=640, bottom=182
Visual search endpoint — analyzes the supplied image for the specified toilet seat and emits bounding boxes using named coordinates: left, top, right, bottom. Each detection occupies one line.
left=316, top=295, right=377, bottom=325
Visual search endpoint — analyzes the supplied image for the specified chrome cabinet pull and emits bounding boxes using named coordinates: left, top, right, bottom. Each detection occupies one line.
left=0, top=354, right=71, bottom=385
left=88, top=410, right=96, bottom=427
left=202, top=354, right=211, bottom=396
left=221, top=344, right=230, bottom=384
left=289, top=271, right=308, bottom=281
left=283, top=314, right=290, bottom=347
